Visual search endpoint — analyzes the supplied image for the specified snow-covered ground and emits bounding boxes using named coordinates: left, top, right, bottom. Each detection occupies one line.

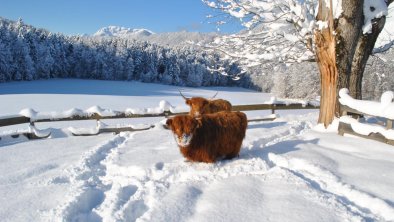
left=1, top=79, right=394, bottom=222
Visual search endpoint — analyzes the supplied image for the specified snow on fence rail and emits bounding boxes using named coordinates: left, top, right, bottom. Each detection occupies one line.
left=0, top=103, right=319, bottom=127
left=0, top=101, right=319, bottom=139
left=338, top=88, right=394, bottom=145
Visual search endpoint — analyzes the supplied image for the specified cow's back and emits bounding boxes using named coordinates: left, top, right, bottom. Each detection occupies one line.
left=210, top=99, right=232, bottom=113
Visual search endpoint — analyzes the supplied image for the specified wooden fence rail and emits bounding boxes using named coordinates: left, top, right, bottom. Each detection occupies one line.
left=0, top=103, right=319, bottom=139
left=0, top=103, right=319, bottom=128
left=338, top=104, right=394, bottom=145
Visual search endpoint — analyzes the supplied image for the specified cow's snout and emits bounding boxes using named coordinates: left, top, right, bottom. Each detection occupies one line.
left=175, top=133, right=193, bottom=147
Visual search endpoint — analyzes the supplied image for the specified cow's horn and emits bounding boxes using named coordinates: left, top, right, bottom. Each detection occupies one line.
left=211, top=91, right=219, bottom=99
left=179, top=90, right=188, bottom=100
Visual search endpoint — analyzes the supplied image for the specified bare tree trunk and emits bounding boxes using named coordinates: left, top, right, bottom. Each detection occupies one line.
left=350, top=17, right=387, bottom=99
left=315, top=36, right=337, bottom=127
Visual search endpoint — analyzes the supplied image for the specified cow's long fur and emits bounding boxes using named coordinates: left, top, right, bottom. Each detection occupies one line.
left=185, top=97, right=232, bottom=117
left=166, top=111, right=247, bottom=163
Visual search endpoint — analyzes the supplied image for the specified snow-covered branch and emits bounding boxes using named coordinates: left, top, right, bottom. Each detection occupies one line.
left=202, top=0, right=392, bottom=70
left=201, top=0, right=317, bottom=67
left=373, top=40, right=394, bottom=54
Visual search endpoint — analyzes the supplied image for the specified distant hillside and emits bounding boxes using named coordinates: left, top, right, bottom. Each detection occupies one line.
left=92, top=26, right=219, bottom=46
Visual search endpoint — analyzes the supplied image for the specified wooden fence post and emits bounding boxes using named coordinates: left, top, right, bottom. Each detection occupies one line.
left=387, top=120, right=393, bottom=130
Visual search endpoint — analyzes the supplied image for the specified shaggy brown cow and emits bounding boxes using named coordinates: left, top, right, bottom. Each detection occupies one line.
left=166, top=111, right=247, bottom=163
left=185, top=97, right=232, bottom=117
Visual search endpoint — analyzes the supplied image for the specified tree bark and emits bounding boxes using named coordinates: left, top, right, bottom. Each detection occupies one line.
left=352, top=0, right=393, bottom=100
left=349, top=17, right=389, bottom=99
left=315, top=0, right=338, bottom=127
left=334, top=0, right=364, bottom=113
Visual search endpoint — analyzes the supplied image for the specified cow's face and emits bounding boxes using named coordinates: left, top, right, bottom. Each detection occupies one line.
left=166, top=115, right=201, bottom=147
left=186, top=97, right=209, bottom=117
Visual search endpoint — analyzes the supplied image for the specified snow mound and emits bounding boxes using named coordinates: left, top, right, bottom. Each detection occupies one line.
left=86, top=106, right=118, bottom=117
left=339, top=88, right=394, bottom=119
left=16, top=101, right=187, bottom=121
left=19, top=108, right=38, bottom=118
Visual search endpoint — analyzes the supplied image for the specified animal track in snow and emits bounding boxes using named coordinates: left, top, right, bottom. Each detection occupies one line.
left=44, top=118, right=377, bottom=222
left=268, top=153, right=394, bottom=221
left=245, top=120, right=310, bottom=150
left=90, top=119, right=312, bottom=221
left=154, top=162, right=164, bottom=171
left=44, top=133, right=130, bottom=221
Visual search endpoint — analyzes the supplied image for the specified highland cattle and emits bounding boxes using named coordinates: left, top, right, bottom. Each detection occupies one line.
left=166, top=111, right=247, bottom=163
left=179, top=91, right=232, bottom=117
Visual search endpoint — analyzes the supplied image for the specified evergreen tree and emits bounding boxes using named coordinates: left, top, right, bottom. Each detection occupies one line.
left=0, top=17, right=245, bottom=89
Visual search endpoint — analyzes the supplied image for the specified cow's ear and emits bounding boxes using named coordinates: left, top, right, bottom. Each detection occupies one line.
left=185, top=99, right=191, bottom=105
left=166, top=118, right=173, bottom=129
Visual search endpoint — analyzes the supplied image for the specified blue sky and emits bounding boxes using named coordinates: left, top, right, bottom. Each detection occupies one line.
left=0, top=0, right=243, bottom=35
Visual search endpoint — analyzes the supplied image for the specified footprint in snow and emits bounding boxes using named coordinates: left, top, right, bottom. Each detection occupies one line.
left=49, top=176, right=70, bottom=184
left=116, top=185, right=138, bottom=207
left=155, top=162, right=164, bottom=171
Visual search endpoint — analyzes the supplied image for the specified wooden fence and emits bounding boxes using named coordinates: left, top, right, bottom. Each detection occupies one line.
left=338, top=104, right=394, bottom=145
left=0, top=103, right=319, bottom=139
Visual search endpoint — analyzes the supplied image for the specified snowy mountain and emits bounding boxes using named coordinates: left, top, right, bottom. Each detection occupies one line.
left=92, top=26, right=219, bottom=46
left=144, top=31, right=219, bottom=46
left=93, top=26, right=155, bottom=38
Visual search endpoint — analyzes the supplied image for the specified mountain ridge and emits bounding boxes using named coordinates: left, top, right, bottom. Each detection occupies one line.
left=91, top=25, right=219, bottom=46
left=93, top=26, right=155, bottom=38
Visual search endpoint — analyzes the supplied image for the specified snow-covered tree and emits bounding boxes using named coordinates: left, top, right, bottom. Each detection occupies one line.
left=0, top=36, right=12, bottom=82
left=0, top=17, right=247, bottom=89
left=315, top=0, right=392, bottom=126
left=203, top=0, right=393, bottom=127
left=187, top=63, right=204, bottom=86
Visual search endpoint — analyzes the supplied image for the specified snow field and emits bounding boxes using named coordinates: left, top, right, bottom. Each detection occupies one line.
left=30, top=117, right=391, bottom=222
left=40, top=118, right=312, bottom=222
left=1, top=80, right=394, bottom=221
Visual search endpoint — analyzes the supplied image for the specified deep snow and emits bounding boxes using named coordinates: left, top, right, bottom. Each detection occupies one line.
left=1, top=79, right=394, bottom=222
